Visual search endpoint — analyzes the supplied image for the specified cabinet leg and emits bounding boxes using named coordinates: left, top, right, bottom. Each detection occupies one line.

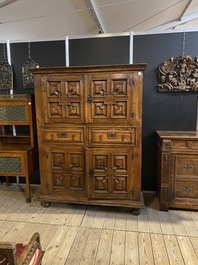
left=41, top=201, right=51, bottom=208
left=132, top=208, right=141, bottom=216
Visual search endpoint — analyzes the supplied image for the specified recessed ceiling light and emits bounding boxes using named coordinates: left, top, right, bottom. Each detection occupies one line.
left=0, top=0, right=17, bottom=8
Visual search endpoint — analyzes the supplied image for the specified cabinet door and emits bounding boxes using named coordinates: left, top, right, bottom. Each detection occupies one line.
left=41, top=74, right=85, bottom=124
left=171, top=154, right=198, bottom=201
left=86, top=72, right=136, bottom=125
left=86, top=147, right=140, bottom=200
left=40, top=146, right=86, bottom=197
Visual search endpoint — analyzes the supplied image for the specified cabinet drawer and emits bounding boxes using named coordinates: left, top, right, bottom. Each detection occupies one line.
left=89, top=126, right=136, bottom=145
left=171, top=140, right=198, bottom=150
left=43, top=127, right=85, bottom=143
left=176, top=156, right=198, bottom=177
left=175, top=180, right=198, bottom=200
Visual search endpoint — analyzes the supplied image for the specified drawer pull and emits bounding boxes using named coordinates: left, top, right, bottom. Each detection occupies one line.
left=182, top=163, right=194, bottom=172
left=58, top=132, right=67, bottom=138
left=122, top=135, right=126, bottom=141
left=108, top=132, right=116, bottom=139
left=99, top=135, right=103, bottom=141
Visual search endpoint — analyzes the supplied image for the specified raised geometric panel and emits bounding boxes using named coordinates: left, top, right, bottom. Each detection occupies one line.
left=111, top=101, right=127, bottom=118
left=93, top=155, right=108, bottom=171
left=94, top=176, right=109, bottom=192
left=66, top=81, right=81, bottom=97
left=111, top=79, right=127, bottom=96
left=49, top=102, right=63, bottom=117
left=112, top=155, right=127, bottom=171
left=47, top=81, right=62, bottom=97
left=70, top=174, right=83, bottom=190
left=53, top=172, right=65, bottom=187
left=93, top=102, right=108, bottom=117
left=112, top=175, right=127, bottom=192
left=52, top=152, right=65, bottom=168
left=66, top=102, right=81, bottom=117
left=69, top=153, right=83, bottom=170
left=92, top=80, right=107, bottom=96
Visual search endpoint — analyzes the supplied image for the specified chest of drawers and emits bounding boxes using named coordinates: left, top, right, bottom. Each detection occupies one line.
left=157, top=130, right=198, bottom=211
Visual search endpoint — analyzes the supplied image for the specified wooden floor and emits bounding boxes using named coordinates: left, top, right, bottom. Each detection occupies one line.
left=0, top=185, right=198, bottom=265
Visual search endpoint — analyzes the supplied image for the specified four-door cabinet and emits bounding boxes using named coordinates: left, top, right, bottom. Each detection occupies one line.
left=0, top=94, right=38, bottom=202
left=32, top=64, right=146, bottom=214
left=157, top=130, right=198, bottom=211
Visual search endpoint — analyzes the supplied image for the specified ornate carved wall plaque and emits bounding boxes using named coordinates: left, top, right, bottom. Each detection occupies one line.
left=22, top=57, right=39, bottom=89
left=158, top=55, right=198, bottom=92
left=0, top=58, right=13, bottom=90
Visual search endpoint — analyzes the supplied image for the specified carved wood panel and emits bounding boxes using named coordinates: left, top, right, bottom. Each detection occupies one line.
left=87, top=148, right=132, bottom=199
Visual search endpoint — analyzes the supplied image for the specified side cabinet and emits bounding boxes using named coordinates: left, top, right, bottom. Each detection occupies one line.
left=32, top=64, right=146, bottom=213
left=157, top=130, right=198, bottom=211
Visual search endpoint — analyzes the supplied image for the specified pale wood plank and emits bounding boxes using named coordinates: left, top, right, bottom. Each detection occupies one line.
left=158, top=211, right=175, bottom=235
left=69, top=205, right=86, bottom=227
left=52, top=226, right=78, bottom=265
left=114, top=210, right=127, bottom=231
left=125, top=231, right=139, bottom=265
left=151, top=233, right=169, bottom=265
left=126, top=211, right=138, bottom=232
left=0, top=221, right=17, bottom=240
left=138, top=232, right=154, bottom=265
left=138, top=208, right=150, bottom=233
left=148, top=208, right=162, bottom=234
left=95, top=229, right=114, bottom=265
left=190, top=211, right=198, bottom=231
left=169, top=210, right=187, bottom=236
left=103, top=210, right=116, bottom=230
left=190, top=237, right=198, bottom=258
left=179, top=211, right=198, bottom=237
left=164, top=235, right=185, bottom=265
left=81, top=208, right=97, bottom=228
left=42, top=225, right=71, bottom=265
left=177, top=236, right=198, bottom=265
left=80, top=228, right=101, bottom=265
left=110, top=230, right=125, bottom=265
left=65, top=227, right=90, bottom=265
left=92, top=209, right=106, bottom=229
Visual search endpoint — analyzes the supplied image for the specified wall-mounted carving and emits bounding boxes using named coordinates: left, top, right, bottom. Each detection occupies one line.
left=157, top=55, right=198, bottom=92
left=22, top=57, right=39, bottom=89
left=0, top=58, right=13, bottom=90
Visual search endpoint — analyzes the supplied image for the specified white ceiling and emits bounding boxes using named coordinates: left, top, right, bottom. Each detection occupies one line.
left=0, top=0, right=198, bottom=43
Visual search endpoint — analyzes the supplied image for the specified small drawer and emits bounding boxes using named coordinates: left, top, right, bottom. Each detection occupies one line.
left=89, top=126, right=136, bottom=145
left=43, top=127, right=85, bottom=143
left=175, top=180, right=198, bottom=200
left=176, top=156, right=198, bottom=177
left=172, top=140, right=198, bottom=150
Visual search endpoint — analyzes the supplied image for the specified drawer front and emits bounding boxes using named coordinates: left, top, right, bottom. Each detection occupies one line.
left=89, top=126, right=136, bottom=145
left=175, top=180, right=198, bottom=200
left=43, top=127, right=85, bottom=143
left=176, top=156, right=198, bottom=177
left=0, top=154, right=25, bottom=176
left=171, top=140, right=198, bottom=150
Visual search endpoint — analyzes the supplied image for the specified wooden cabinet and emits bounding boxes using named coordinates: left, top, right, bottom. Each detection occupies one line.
left=157, top=130, right=198, bottom=211
left=0, top=94, right=38, bottom=202
left=32, top=64, right=146, bottom=213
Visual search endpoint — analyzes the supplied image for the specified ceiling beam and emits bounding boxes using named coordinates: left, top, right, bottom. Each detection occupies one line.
left=147, top=11, right=198, bottom=32
left=85, top=0, right=105, bottom=33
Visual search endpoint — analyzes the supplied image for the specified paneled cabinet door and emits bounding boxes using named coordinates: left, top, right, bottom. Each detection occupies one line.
left=171, top=154, right=198, bottom=202
left=85, top=73, right=134, bottom=124
left=86, top=147, right=138, bottom=200
left=41, top=75, right=85, bottom=124
left=40, top=146, right=86, bottom=197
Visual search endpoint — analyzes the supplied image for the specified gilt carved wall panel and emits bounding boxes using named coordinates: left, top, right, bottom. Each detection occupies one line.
left=158, top=55, right=198, bottom=92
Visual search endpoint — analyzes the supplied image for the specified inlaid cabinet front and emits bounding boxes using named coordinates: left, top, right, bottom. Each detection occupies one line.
left=157, top=131, right=198, bottom=211
left=32, top=64, right=146, bottom=213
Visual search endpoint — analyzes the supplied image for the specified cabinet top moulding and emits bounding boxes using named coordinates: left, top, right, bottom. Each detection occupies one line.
left=31, top=64, right=147, bottom=75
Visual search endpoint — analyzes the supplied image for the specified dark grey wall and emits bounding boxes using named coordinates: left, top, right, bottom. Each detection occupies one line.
left=134, top=32, right=198, bottom=190
left=1, top=32, right=198, bottom=190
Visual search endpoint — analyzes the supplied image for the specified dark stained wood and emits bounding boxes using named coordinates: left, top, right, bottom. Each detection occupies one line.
left=32, top=64, right=146, bottom=212
left=156, top=130, right=198, bottom=211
